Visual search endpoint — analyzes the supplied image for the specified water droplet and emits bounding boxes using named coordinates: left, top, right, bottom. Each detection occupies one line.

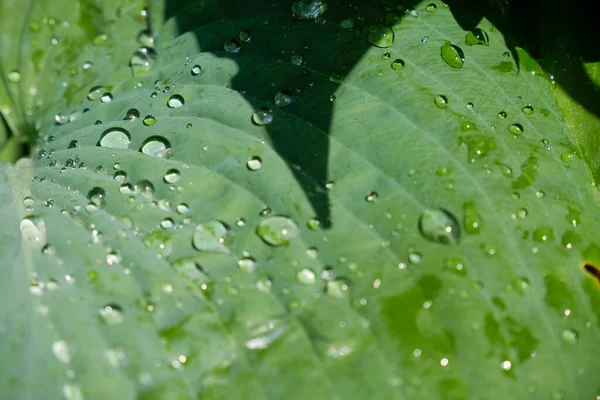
left=561, top=152, right=573, bottom=164
left=561, top=230, right=580, bottom=250
left=163, top=169, right=181, bottom=184
left=101, top=92, right=113, bottom=103
left=425, top=3, right=437, bottom=12
left=419, top=208, right=460, bottom=245
left=296, top=268, right=316, bottom=285
left=143, top=115, right=157, bottom=126
left=87, top=86, right=105, bottom=100
left=167, top=94, right=185, bottom=108
left=365, top=24, right=395, bottom=48
left=391, top=59, right=405, bottom=71
left=566, top=206, right=581, bottom=227
left=382, top=52, right=391, bottom=59
left=224, top=39, right=241, bottom=53
left=274, top=90, right=293, bottom=107
left=55, top=113, right=68, bottom=125
left=409, top=252, right=423, bottom=264
left=292, top=0, right=328, bottom=20
left=306, top=247, right=319, bottom=259
left=143, top=231, right=172, bottom=256
left=522, top=105, right=534, bottom=114
left=327, top=278, right=350, bottom=298
left=191, top=64, right=203, bottom=76
left=461, top=121, right=477, bottom=131
left=463, top=202, right=482, bottom=234
left=125, top=108, right=140, bottom=120
left=63, top=383, right=83, bottom=400
left=501, top=360, right=512, bottom=371
left=239, top=30, right=252, bottom=43
left=365, top=192, right=378, bottom=202
left=433, top=95, right=449, bottom=109
left=458, top=135, right=496, bottom=161
left=193, top=221, right=229, bottom=253
left=340, top=19, right=354, bottom=29
left=87, top=187, right=107, bottom=208
left=560, top=328, right=578, bottom=344
left=307, top=218, right=321, bottom=230
left=140, top=136, right=172, bottom=158
left=441, top=41, right=464, bottom=68
left=252, top=107, right=273, bottom=125
left=106, top=251, right=122, bottom=265
left=134, top=180, right=155, bottom=198
left=237, top=257, right=257, bottom=272
left=99, top=304, right=124, bottom=325
left=291, top=54, right=303, bottom=65
left=497, top=111, right=507, bottom=119
left=99, top=128, right=131, bottom=149
left=20, top=216, right=46, bottom=246
left=533, top=226, right=554, bottom=242
left=465, top=28, right=489, bottom=46
left=176, top=203, right=189, bottom=214
left=247, top=156, right=262, bottom=170
left=7, top=69, right=21, bottom=83
left=421, top=36, right=429, bottom=43
left=137, top=29, right=154, bottom=47
left=52, top=340, right=71, bottom=363
left=257, top=216, right=300, bottom=246
left=130, top=46, right=157, bottom=75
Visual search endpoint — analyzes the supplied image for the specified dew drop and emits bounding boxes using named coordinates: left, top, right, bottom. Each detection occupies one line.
left=55, top=113, right=68, bottom=125
left=100, top=92, right=113, bottom=103
left=130, top=46, right=157, bottom=76
left=99, top=304, right=124, bottom=325
left=307, top=218, right=321, bottom=230
left=425, top=3, right=437, bottom=12
left=63, top=383, right=83, bottom=400
left=365, top=192, right=378, bottom=202
left=533, top=226, right=554, bottom=242
left=247, top=156, right=262, bottom=171
left=296, top=268, right=316, bottom=285
left=419, top=208, right=460, bottom=245
left=237, top=257, right=257, bottom=272
left=497, top=111, right=507, bottom=119
left=52, top=340, right=71, bottom=364
left=257, top=216, right=300, bottom=246
left=409, top=252, right=423, bottom=264
left=87, top=85, right=105, bottom=100
left=391, top=59, right=405, bottom=71
left=252, top=107, right=273, bottom=125
left=224, top=39, right=241, bottom=53
left=292, top=0, right=328, bottom=20
left=463, top=202, right=482, bottom=234
left=143, top=115, right=157, bottom=126
left=291, top=54, right=303, bottom=65
left=434, top=95, right=448, bottom=108
left=465, top=28, right=489, bottom=46
left=441, top=41, right=464, bottom=68
left=560, top=328, right=578, bottom=344
left=176, top=203, right=189, bottom=214
left=561, top=152, right=573, bottom=164
left=192, top=221, right=229, bottom=253
left=140, top=136, right=172, bottom=158
left=7, top=69, right=21, bottom=83
left=274, top=90, right=293, bottom=107
left=191, top=64, right=203, bottom=76
left=99, top=128, right=131, bottom=149
left=327, top=278, right=350, bottom=298
left=239, top=30, right=252, bottom=43
left=508, top=123, right=523, bottom=136
left=163, top=169, right=181, bottom=184
left=365, top=24, right=395, bottom=48
left=87, top=187, right=107, bottom=208
left=125, top=108, right=140, bottom=120
left=167, top=94, right=185, bottom=108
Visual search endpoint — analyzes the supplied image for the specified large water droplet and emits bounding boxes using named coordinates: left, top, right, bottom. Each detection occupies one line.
left=101, top=92, right=113, bottom=103
left=508, top=123, right=523, bottom=136
left=365, top=24, right=395, bottom=48
left=99, top=304, right=124, bottom=325
left=130, top=46, right=157, bottom=76
left=465, top=28, right=489, bottom=46
left=418, top=208, right=460, bottom=245
left=193, top=221, right=230, bottom=253
left=391, top=59, right=405, bottom=71
left=246, top=156, right=262, bottom=171
left=163, top=169, right=181, bottom=184
left=292, top=0, right=328, bottom=20
left=87, top=85, right=106, bottom=100
left=434, top=95, right=448, bottom=108
left=252, top=107, right=273, bottom=125
left=140, top=136, right=172, bottom=158
left=143, top=115, right=157, bottom=126
left=296, top=268, right=316, bottom=285
left=20, top=216, right=46, bottom=246
left=167, top=94, right=185, bottom=108
left=257, top=216, right=300, bottom=246
left=522, top=105, right=534, bottom=115
left=134, top=180, right=155, bottom=199
left=87, top=187, right=107, bottom=208
left=441, top=41, right=464, bottom=68
left=99, top=128, right=131, bottom=149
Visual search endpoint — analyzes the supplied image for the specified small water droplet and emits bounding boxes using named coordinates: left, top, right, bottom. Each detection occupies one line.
left=340, top=19, right=353, bottom=29
left=87, top=187, right=107, bottom=208
left=441, top=41, right=464, bottom=68
left=291, top=54, right=303, bottom=65
left=52, top=340, right=71, bottom=363
left=421, top=36, right=429, bottom=43
left=365, top=192, right=378, bottom=202
left=126, top=108, right=140, bottom=120
left=327, top=278, right=350, bottom=298
left=7, top=69, right=21, bottom=83
left=296, top=268, right=316, bottom=285
left=522, top=105, right=534, bottom=114
left=134, top=180, right=155, bottom=198
left=176, top=203, right=189, bottom=214
left=167, top=94, right=185, bottom=108
left=252, top=107, right=273, bottom=125
left=561, top=152, right=573, bottom=164
left=140, top=136, right=172, bottom=158
left=163, top=169, right=181, bottom=184
left=508, top=123, right=523, bottom=136
left=87, top=85, right=105, bottom=100
left=292, top=0, right=328, bottom=20
left=274, top=90, right=293, bottom=107
left=434, top=95, right=448, bottom=108
left=224, top=38, right=241, bottom=53
left=237, top=257, right=257, bottom=272
left=143, top=115, right=157, bottom=126
left=55, top=113, right=68, bottom=125
left=463, top=202, right=482, bottom=234
left=425, top=3, right=437, bottom=12
left=193, top=221, right=229, bottom=253
left=239, top=30, right=252, bottom=43
left=247, top=156, right=262, bottom=170
left=533, top=226, right=554, bottom=242
left=99, top=128, right=131, bottom=149
left=497, top=111, right=507, bottom=119
left=365, top=24, right=395, bottom=48
left=307, top=218, right=321, bottom=230
left=465, top=28, right=489, bottom=46
left=409, top=252, right=422, bottom=264
left=382, top=52, right=391, bottom=59
left=391, top=59, right=405, bottom=71
left=501, top=360, right=512, bottom=371
left=419, top=208, right=460, bottom=245
left=257, top=216, right=300, bottom=246
left=63, top=383, right=83, bottom=400
left=99, top=304, right=124, bottom=325
left=100, top=92, right=113, bottom=103
left=560, top=328, right=578, bottom=344
left=130, top=46, right=157, bottom=76
left=191, top=64, right=203, bottom=76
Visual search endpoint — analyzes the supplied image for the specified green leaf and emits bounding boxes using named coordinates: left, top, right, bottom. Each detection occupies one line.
left=1, top=1, right=600, bottom=399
